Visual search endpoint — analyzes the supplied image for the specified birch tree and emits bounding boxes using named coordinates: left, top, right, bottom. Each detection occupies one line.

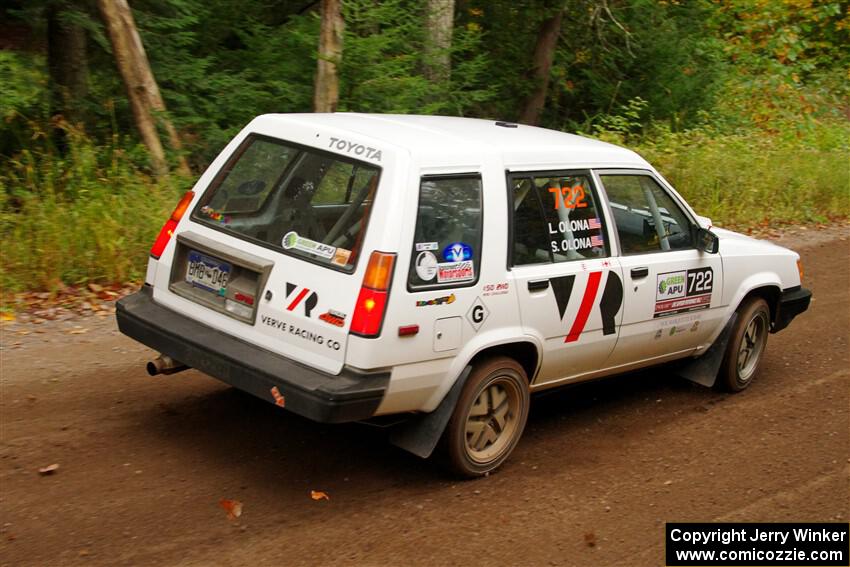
left=424, top=0, right=454, bottom=83
left=314, top=0, right=344, bottom=113
left=98, top=0, right=189, bottom=176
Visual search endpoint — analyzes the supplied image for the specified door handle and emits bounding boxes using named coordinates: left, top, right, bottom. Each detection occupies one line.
left=528, top=279, right=550, bottom=291
left=631, top=267, right=649, bottom=279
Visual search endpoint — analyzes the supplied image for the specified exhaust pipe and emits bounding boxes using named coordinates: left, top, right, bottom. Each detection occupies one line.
left=146, top=354, right=189, bottom=376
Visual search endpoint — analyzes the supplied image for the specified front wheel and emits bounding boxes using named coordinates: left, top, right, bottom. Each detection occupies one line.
left=717, top=297, right=770, bottom=392
left=443, top=357, right=530, bottom=477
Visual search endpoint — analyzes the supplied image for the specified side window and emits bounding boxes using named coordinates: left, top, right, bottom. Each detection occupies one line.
left=599, top=175, right=694, bottom=255
left=408, top=175, right=483, bottom=289
left=510, top=171, right=608, bottom=266
left=511, top=178, right=551, bottom=265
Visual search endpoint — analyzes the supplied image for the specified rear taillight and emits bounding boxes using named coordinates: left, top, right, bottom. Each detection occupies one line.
left=350, top=251, right=396, bottom=338
left=150, top=191, right=195, bottom=259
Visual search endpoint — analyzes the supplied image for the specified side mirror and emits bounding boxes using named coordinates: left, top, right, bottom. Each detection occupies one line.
left=697, top=227, right=719, bottom=254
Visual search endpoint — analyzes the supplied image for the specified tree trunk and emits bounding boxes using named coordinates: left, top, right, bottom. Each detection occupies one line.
left=314, top=0, right=344, bottom=113
left=97, top=0, right=190, bottom=176
left=47, top=2, right=89, bottom=128
left=424, top=0, right=454, bottom=83
left=518, top=6, right=565, bottom=126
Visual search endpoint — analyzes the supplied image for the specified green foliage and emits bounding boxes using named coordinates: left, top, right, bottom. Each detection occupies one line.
left=0, top=120, right=188, bottom=293
left=0, top=52, right=45, bottom=121
left=553, top=0, right=727, bottom=131
left=0, top=0, right=848, bottom=295
left=588, top=92, right=850, bottom=228
left=634, top=121, right=850, bottom=228
left=339, top=0, right=496, bottom=114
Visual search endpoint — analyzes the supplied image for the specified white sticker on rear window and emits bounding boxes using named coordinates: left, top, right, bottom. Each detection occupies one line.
left=415, top=242, right=439, bottom=252
left=282, top=231, right=336, bottom=259
left=437, top=261, right=475, bottom=283
left=415, top=251, right=438, bottom=281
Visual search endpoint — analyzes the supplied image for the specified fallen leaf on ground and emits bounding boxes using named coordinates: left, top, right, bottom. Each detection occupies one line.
left=0, top=312, right=15, bottom=322
left=87, top=283, right=104, bottom=293
left=584, top=532, right=596, bottom=547
left=67, top=327, right=88, bottom=335
left=38, top=464, right=59, bottom=475
left=219, top=498, right=243, bottom=520
left=310, top=490, right=330, bottom=501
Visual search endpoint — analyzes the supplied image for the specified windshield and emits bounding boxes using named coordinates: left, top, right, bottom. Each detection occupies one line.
left=193, top=134, right=380, bottom=271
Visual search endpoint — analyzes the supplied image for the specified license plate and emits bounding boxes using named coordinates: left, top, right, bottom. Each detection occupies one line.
left=186, top=251, right=231, bottom=295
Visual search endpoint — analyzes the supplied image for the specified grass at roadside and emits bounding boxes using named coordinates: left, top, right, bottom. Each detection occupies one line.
left=633, top=121, right=850, bottom=228
left=1, top=119, right=848, bottom=309
left=0, top=124, right=188, bottom=302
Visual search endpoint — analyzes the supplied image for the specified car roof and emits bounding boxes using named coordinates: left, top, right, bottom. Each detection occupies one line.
left=256, top=113, right=650, bottom=169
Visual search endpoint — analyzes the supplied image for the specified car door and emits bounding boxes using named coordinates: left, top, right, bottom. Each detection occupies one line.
left=595, top=170, right=724, bottom=368
left=508, top=170, right=625, bottom=385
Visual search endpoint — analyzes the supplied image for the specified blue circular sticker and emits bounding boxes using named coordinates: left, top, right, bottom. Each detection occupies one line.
left=442, top=242, right=473, bottom=262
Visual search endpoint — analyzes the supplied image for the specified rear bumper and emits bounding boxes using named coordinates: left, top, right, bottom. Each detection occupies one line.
left=116, top=286, right=389, bottom=423
left=772, top=286, right=812, bottom=333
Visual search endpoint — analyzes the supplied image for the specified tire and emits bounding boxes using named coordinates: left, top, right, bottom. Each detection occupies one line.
left=717, top=297, right=770, bottom=392
left=443, top=357, right=530, bottom=478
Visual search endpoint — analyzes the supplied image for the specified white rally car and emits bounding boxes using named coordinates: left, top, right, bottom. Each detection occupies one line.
left=117, top=114, right=811, bottom=476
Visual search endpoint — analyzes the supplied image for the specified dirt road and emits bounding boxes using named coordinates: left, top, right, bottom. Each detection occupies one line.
left=1, top=226, right=848, bottom=567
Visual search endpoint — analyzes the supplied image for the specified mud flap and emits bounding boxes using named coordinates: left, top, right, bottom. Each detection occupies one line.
left=388, top=366, right=472, bottom=459
left=678, top=312, right=737, bottom=388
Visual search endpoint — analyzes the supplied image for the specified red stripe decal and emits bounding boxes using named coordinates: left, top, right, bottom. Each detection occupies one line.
left=565, top=271, right=602, bottom=343
left=287, top=288, right=310, bottom=311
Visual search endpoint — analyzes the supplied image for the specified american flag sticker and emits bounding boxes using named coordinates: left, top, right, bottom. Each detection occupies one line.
left=588, top=217, right=601, bottom=229
left=591, top=235, right=604, bottom=247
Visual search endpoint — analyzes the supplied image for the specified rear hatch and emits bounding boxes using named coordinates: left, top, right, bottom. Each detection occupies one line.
left=150, top=125, right=390, bottom=374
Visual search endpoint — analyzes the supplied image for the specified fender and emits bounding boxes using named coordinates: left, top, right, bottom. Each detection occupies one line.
left=389, top=328, right=542, bottom=459
left=706, top=271, right=782, bottom=349
left=419, top=326, right=542, bottom=412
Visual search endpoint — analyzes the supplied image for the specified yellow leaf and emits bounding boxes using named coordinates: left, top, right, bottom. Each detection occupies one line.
left=310, top=490, right=330, bottom=501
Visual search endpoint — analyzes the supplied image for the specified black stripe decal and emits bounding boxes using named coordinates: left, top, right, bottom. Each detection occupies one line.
left=599, top=271, right=623, bottom=336
left=549, top=275, right=576, bottom=321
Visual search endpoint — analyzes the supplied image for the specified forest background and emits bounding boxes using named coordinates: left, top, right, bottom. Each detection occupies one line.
left=0, top=0, right=848, bottom=303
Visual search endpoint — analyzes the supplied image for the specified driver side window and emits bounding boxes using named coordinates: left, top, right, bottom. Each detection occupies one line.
left=599, top=174, right=694, bottom=255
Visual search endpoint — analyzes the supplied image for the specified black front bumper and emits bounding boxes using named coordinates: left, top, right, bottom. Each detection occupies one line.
left=772, top=286, right=812, bottom=333
left=116, top=286, right=389, bottom=423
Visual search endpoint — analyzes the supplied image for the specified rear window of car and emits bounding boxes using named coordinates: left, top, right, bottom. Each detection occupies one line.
left=193, top=134, right=380, bottom=271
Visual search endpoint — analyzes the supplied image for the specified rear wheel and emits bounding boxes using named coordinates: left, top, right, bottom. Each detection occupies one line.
left=717, top=297, right=770, bottom=392
left=443, top=357, right=530, bottom=477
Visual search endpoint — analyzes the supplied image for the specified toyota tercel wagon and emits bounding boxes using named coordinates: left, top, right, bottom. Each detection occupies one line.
left=117, top=114, right=811, bottom=476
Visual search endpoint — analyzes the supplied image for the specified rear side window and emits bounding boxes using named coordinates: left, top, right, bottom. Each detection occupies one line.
left=408, top=175, right=483, bottom=290
left=193, top=134, right=380, bottom=271
left=510, top=171, right=609, bottom=266
left=599, top=174, right=694, bottom=255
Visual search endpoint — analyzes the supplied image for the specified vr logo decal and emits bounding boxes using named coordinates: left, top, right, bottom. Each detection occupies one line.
left=565, top=272, right=602, bottom=343
left=599, top=271, right=623, bottom=336
left=549, top=270, right=623, bottom=343
left=285, top=282, right=318, bottom=318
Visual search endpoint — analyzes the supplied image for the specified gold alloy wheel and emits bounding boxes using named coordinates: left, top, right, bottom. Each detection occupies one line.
left=464, top=377, right=522, bottom=464
left=737, top=310, right=769, bottom=383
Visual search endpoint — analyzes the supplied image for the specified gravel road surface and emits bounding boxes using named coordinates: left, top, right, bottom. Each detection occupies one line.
left=1, top=225, right=848, bottom=567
